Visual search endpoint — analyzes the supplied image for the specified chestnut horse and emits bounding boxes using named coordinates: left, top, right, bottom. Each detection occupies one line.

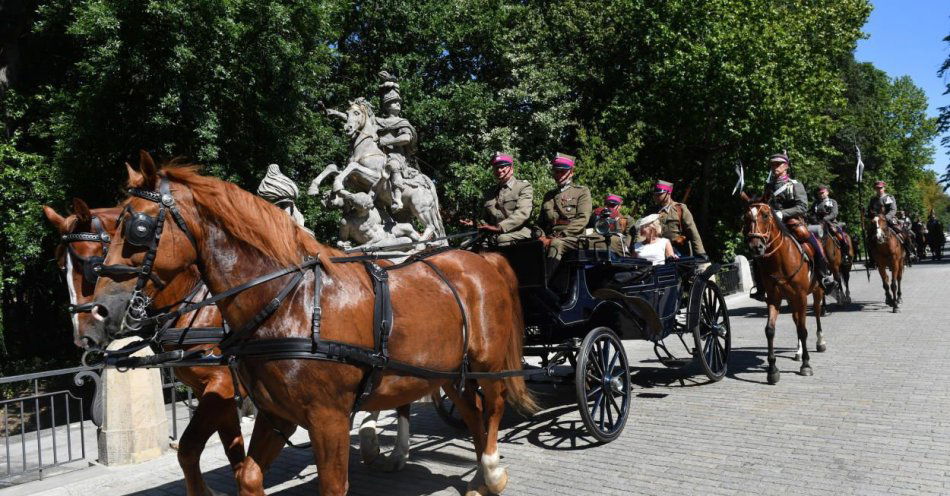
left=80, top=159, right=537, bottom=496
left=868, top=213, right=904, bottom=312
left=44, top=199, right=244, bottom=496
left=741, top=199, right=826, bottom=384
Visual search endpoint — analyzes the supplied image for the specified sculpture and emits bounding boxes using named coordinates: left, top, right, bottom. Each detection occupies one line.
left=310, top=71, right=446, bottom=250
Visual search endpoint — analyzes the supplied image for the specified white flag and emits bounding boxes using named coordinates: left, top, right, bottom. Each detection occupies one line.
left=855, top=145, right=865, bottom=183
left=732, top=159, right=745, bottom=195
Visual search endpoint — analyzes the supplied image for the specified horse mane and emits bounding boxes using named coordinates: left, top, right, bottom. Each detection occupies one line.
left=160, top=165, right=339, bottom=269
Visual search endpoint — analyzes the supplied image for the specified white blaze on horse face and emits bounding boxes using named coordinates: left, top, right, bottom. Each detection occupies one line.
left=65, top=254, right=81, bottom=336
left=751, top=207, right=758, bottom=218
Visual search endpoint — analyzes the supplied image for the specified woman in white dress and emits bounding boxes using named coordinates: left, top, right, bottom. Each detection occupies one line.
left=633, top=214, right=676, bottom=265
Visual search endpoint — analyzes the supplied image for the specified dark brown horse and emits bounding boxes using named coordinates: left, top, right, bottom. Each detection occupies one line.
left=820, top=224, right=853, bottom=306
left=80, top=158, right=537, bottom=496
left=741, top=199, right=826, bottom=384
left=868, top=213, right=904, bottom=312
left=44, top=199, right=245, bottom=496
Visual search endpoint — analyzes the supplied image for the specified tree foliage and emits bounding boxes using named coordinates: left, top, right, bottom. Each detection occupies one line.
left=0, top=0, right=941, bottom=363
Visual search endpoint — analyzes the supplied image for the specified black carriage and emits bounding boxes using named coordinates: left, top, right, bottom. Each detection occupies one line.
left=433, top=236, right=731, bottom=443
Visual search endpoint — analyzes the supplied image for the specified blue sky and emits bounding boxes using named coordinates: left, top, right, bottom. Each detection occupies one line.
left=855, top=1, right=949, bottom=174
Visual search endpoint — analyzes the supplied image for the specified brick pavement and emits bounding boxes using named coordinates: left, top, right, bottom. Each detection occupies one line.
left=7, top=258, right=950, bottom=496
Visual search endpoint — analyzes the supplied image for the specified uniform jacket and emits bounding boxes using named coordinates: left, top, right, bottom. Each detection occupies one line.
left=480, top=177, right=534, bottom=234
left=656, top=202, right=706, bottom=256
left=539, top=183, right=592, bottom=237
left=764, top=175, right=808, bottom=219
left=811, top=198, right=839, bottom=223
left=866, top=194, right=896, bottom=221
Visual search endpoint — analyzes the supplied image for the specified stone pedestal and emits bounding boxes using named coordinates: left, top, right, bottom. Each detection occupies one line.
left=97, top=337, right=168, bottom=465
left=735, top=255, right=753, bottom=292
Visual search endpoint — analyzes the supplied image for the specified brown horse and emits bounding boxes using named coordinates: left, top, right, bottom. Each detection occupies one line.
left=44, top=199, right=245, bottom=496
left=820, top=224, right=853, bottom=306
left=741, top=199, right=826, bottom=384
left=868, top=213, right=904, bottom=312
left=79, top=158, right=537, bottom=496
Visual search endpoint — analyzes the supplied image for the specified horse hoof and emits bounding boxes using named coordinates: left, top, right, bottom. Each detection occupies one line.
left=466, top=469, right=488, bottom=496
left=892, top=307, right=900, bottom=314
left=793, top=354, right=801, bottom=362
left=799, top=366, right=813, bottom=377
left=816, top=343, right=827, bottom=353
left=382, top=453, right=408, bottom=472
left=485, top=467, right=509, bottom=495
left=767, top=370, right=781, bottom=385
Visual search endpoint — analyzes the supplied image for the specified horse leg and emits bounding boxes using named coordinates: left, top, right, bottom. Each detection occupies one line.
left=440, top=383, right=490, bottom=496
left=307, top=407, right=353, bottom=496
left=765, top=302, right=780, bottom=385
left=358, top=411, right=381, bottom=465
left=235, top=415, right=295, bottom=496
left=382, top=404, right=412, bottom=472
left=793, top=297, right=812, bottom=376
left=177, top=384, right=231, bottom=496
left=813, top=291, right=827, bottom=353
left=878, top=265, right=893, bottom=308
left=474, top=380, right=510, bottom=495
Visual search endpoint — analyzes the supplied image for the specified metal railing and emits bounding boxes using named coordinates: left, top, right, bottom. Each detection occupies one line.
left=1, top=364, right=196, bottom=486
left=0, top=366, right=100, bottom=485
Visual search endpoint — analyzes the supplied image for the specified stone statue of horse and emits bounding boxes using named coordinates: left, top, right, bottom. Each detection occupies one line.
left=310, top=98, right=445, bottom=241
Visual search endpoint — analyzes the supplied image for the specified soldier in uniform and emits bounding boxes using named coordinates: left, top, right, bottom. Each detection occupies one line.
left=810, top=185, right=851, bottom=263
left=470, top=152, right=534, bottom=246
left=865, top=180, right=914, bottom=264
left=652, top=179, right=706, bottom=258
left=750, top=153, right=835, bottom=301
left=375, top=71, right=418, bottom=211
left=590, top=194, right=635, bottom=255
left=538, top=153, right=592, bottom=279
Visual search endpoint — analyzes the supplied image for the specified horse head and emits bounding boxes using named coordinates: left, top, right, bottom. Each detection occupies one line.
left=872, top=214, right=889, bottom=244
left=742, top=199, right=781, bottom=258
left=344, top=97, right=376, bottom=140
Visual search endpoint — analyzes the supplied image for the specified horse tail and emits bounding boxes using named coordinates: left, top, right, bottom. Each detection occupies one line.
left=482, top=252, right=539, bottom=415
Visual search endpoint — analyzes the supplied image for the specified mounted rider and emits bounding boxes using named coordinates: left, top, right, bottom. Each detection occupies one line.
left=590, top=194, right=635, bottom=255
left=472, top=152, right=534, bottom=246
left=810, top=185, right=851, bottom=263
left=538, top=153, right=592, bottom=279
left=652, top=179, right=706, bottom=258
left=865, top=180, right=914, bottom=263
left=750, top=153, right=836, bottom=301
left=375, top=71, right=418, bottom=211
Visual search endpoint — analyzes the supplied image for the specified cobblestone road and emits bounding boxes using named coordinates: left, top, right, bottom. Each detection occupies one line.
left=8, top=258, right=950, bottom=496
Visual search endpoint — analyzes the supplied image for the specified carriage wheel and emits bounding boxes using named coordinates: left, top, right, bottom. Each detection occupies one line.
left=575, top=327, right=631, bottom=443
left=693, top=281, right=731, bottom=381
left=430, top=386, right=483, bottom=431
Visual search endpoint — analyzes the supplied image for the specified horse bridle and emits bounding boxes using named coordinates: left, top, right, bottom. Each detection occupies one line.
left=61, top=215, right=112, bottom=288
left=744, top=204, right=785, bottom=258
left=90, top=177, right=200, bottom=337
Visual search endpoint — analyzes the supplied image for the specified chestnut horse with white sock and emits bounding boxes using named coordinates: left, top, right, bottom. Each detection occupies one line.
left=741, top=194, right=826, bottom=384
left=78, top=156, right=537, bottom=496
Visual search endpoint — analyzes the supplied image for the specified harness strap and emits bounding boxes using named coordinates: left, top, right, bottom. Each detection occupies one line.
left=419, top=259, right=470, bottom=388
left=352, top=263, right=393, bottom=414
left=159, top=327, right=228, bottom=346
left=219, top=268, right=308, bottom=352
left=150, top=259, right=320, bottom=327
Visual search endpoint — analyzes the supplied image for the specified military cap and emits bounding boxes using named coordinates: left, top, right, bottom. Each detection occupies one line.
left=874, top=180, right=886, bottom=188
left=817, top=184, right=829, bottom=192
left=769, top=153, right=790, bottom=164
left=605, top=194, right=623, bottom=205
left=654, top=180, right=673, bottom=193
left=551, top=153, right=575, bottom=170
left=490, top=152, right=514, bottom=167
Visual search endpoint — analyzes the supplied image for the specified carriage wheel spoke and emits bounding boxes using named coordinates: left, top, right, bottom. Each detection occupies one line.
left=586, top=385, right=603, bottom=401
left=597, top=392, right=607, bottom=430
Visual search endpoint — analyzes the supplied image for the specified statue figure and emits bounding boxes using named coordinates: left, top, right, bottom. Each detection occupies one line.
left=333, top=189, right=423, bottom=251
left=310, top=71, right=446, bottom=249
left=257, top=163, right=311, bottom=233
left=375, top=70, right=417, bottom=211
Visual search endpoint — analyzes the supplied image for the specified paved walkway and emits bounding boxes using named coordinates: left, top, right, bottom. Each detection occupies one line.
left=6, top=258, right=950, bottom=496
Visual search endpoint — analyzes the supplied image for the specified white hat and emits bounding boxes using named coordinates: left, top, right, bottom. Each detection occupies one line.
left=636, top=213, right=660, bottom=230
